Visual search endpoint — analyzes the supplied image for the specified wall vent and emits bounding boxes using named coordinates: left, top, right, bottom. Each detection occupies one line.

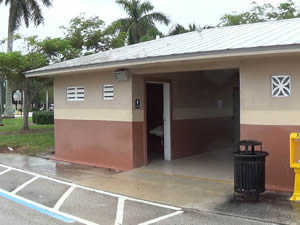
left=67, top=87, right=85, bottom=101
left=103, top=84, right=114, bottom=100
left=271, top=75, right=291, bottom=97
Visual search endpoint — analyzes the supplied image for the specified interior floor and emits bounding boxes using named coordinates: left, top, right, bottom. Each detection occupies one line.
left=144, top=139, right=234, bottom=182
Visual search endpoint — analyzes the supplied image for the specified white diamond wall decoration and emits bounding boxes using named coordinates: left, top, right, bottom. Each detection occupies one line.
left=272, top=75, right=291, bottom=97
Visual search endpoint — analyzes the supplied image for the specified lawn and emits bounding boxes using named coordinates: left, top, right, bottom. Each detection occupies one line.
left=0, top=118, right=54, bottom=156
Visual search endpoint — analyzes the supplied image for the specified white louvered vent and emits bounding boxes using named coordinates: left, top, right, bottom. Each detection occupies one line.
left=103, top=84, right=114, bottom=100
left=67, top=87, right=85, bottom=101
left=272, top=75, right=291, bottom=97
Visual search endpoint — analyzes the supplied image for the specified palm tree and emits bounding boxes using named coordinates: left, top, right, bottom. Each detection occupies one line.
left=168, top=23, right=203, bottom=36
left=114, top=0, right=170, bottom=45
left=168, top=24, right=188, bottom=36
left=0, top=0, right=52, bottom=117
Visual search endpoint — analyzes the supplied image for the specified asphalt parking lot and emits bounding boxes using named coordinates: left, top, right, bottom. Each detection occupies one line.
left=0, top=164, right=279, bottom=225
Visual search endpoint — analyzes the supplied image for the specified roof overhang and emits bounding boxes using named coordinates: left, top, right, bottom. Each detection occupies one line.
left=25, top=44, right=300, bottom=78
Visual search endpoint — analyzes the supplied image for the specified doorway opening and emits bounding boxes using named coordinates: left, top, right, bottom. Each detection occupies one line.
left=146, top=82, right=171, bottom=163
left=142, top=69, right=239, bottom=182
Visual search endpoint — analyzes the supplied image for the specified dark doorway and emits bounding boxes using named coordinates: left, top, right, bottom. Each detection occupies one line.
left=146, top=83, right=164, bottom=162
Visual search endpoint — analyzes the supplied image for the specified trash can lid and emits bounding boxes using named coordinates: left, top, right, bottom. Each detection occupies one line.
left=239, top=139, right=262, bottom=146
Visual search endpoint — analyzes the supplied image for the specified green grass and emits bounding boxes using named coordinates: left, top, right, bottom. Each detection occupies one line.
left=0, top=118, right=54, bottom=156
left=0, top=118, right=54, bottom=132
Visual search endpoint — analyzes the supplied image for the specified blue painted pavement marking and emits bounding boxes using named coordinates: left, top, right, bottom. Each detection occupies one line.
left=0, top=191, right=74, bottom=223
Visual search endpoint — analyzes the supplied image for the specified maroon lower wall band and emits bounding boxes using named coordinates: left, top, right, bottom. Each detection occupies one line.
left=54, top=119, right=295, bottom=192
left=241, top=124, right=298, bottom=192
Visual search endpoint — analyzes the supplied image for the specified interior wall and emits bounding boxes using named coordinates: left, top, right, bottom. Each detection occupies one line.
left=171, top=70, right=239, bottom=159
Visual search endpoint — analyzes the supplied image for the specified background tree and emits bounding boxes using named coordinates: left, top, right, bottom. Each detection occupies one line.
left=0, top=0, right=52, bottom=117
left=267, top=0, right=300, bottom=20
left=112, top=0, right=170, bottom=44
left=220, top=0, right=300, bottom=26
left=21, top=53, right=51, bottom=130
left=0, top=52, right=24, bottom=125
left=59, top=15, right=128, bottom=54
left=25, top=36, right=81, bottom=63
left=61, top=15, right=111, bottom=55
left=168, top=24, right=188, bottom=36
left=168, top=23, right=202, bottom=36
left=139, top=27, right=163, bottom=42
left=0, top=34, right=76, bottom=130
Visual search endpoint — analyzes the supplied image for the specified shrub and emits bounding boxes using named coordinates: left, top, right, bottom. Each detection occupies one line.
left=32, top=111, right=54, bottom=125
left=32, top=111, right=38, bottom=123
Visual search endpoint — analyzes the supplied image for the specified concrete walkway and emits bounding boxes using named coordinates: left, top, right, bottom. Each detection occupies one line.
left=0, top=154, right=298, bottom=225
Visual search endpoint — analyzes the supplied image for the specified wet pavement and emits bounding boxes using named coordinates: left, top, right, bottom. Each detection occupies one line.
left=214, top=192, right=299, bottom=224
left=0, top=163, right=182, bottom=225
left=0, top=195, right=83, bottom=225
left=0, top=154, right=298, bottom=224
left=152, top=210, right=278, bottom=225
left=17, top=178, right=70, bottom=207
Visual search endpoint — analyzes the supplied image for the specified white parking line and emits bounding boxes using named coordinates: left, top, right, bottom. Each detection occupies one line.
left=54, top=185, right=76, bottom=211
left=0, top=168, right=11, bottom=175
left=76, top=185, right=181, bottom=211
left=0, top=163, right=183, bottom=225
left=0, top=187, right=99, bottom=225
left=138, top=211, right=184, bottom=225
left=0, top=164, right=71, bottom=186
left=12, top=176, right=40, bottom=194
left=114, top=197, right=125, bottom=225
left=0, top=163, right=181, bottom=211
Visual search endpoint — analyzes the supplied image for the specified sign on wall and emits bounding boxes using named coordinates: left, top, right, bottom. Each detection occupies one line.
left=271, top=75, right=291, bottom=97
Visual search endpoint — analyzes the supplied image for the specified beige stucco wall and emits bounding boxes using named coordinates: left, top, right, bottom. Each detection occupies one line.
left=53, top=54, right=300, bottom=125
left=132, top=75, right=145, bottom=122
left=240, top=56, right=300, bottom=125
left=54, top=71, right=133, bottom=121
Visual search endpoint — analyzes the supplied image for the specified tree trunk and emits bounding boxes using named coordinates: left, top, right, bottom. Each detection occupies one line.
left=23, top=79, right=30, bottom=131
left=46, top=88, right=49, bottom=111
left=7, top=7, right=14, bottom=53
left=7, top=28, right=13, bottom=53
left=23, top=100, right=30, bottom=131
left=4, top=80, right=14, bottom=118
left=22, top=78, right=52, bottom=131
left=4, top=18, right=15, bottom=118
left=0, top=80, right=3, bottom=126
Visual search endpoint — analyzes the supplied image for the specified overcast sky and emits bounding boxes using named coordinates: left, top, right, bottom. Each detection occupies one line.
left=1, top=0, right=300, bottom=51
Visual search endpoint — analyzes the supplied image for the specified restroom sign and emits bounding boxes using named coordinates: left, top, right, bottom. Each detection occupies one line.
left=135, top=99, right=141, bottom=109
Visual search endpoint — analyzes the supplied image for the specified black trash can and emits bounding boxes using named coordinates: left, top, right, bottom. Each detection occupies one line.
left=233, top=140, right=269, bottom=200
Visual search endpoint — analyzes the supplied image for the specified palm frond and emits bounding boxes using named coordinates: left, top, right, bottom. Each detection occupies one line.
left=107, top=18, right=131, bottom=34
left=116, top=0, right=133, bottom=15
left=115, top=0, right=170, bottom=45
left=41, top=0, right=52, bottom=7
left=3, top=0, right=52, bottom=32
left=28, top=0, right=44, bottom=26
left=138, top=1, right=154, bottom=16
left=21, top=1, right=30, bottom=28
left=127, top=22, right=139, bottom=44
left=168, top=24, right=187, bottom=35
left=0, top=0, right=10, bottom=5
left=143, top=12, right=170, bottom=25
